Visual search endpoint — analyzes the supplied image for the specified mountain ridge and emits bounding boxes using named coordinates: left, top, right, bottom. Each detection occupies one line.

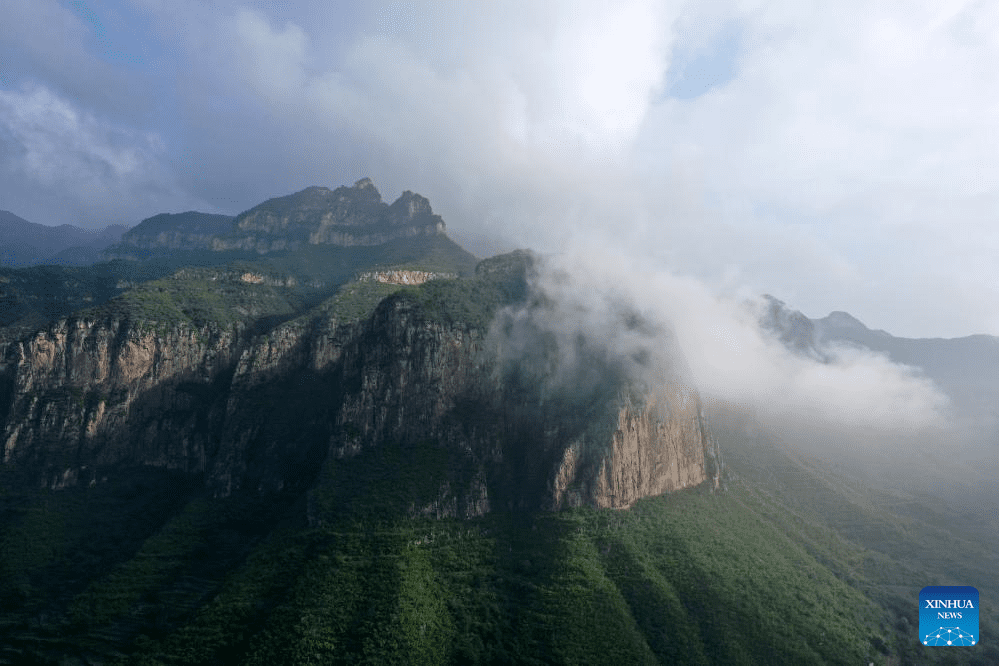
left=107, top=178, right=448, bottom=259
left=1, top=184, right=996, bottom=663
left=758, top=295, right=999, bottom=451
left=0, top=210, right=127, bottom=267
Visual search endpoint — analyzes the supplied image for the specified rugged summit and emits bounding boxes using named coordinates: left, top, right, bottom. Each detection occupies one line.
left=1, top=189, right=718, bottom=514
left=109, top=178, right=447, bottom=258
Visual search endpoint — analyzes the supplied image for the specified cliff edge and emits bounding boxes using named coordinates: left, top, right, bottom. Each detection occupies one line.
left=1, top=246, right=719, bottom=516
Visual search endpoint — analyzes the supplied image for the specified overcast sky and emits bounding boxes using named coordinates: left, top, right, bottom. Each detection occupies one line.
left=1, top=1, right=997, bottom=338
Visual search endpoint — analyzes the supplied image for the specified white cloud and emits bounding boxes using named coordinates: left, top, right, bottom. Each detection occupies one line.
left=0, top=84, right=200, bottom=225
left=526, top=239, right=950, bottom=437
left=204, top=2, right=999, bottom=335
left=232, top=9, right=308, bottom=101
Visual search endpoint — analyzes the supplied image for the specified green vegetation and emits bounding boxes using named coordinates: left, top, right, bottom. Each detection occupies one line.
left=69, top=498, right=218, bottom=627
left=237, top=234, right=478, bottom=293
left=84, top=269, right=302, bottom=329
left=0, top=263, right=122, bottom=328
left=713, top=421, right=999, bottom=665
left=101, top=485, right=890, bottom=665
left=3, top=422, right=998, bottom=663
left=0, top=468, right=199, bottom=633
left=324, top=280, right=408, bottom=323
left=2, top=220, right=996, bottom=664
left=0, top=227, right=477, bottom=336
left=389, top=250, right=533, bottom=329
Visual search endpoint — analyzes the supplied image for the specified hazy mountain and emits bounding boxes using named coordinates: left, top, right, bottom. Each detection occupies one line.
left=113, top=211, right=237, bottom=255
left=757, top=294, right=828, bottom=361
left=1, top=179, right=480, bottom=335
left=0, top=210, right=127, bottom=267
left=814, top=310, right=999, bottom=423
left=760, top=294, right=999, bottom=426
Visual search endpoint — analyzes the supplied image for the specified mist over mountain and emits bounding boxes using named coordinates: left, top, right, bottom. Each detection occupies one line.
left=757, top=294, right=999, bottom=427
left=754, top=294, right=999, bottom=513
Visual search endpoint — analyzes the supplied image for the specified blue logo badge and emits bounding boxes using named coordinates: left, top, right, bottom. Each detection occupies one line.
left=920, top=586, right=979, bottom=646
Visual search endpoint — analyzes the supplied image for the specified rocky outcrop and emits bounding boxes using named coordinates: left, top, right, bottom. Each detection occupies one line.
left=356, top=270, right=456, bottom=285
left=0, top=256, right=719, bottom=514
left=592, top=392, right=707, bottom=508
left=757, top=294, right=828, bottom=361
left=110, top=180, right=448, bottom=259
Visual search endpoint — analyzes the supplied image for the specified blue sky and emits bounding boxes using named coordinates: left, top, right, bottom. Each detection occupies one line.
left=1, top=1, right=997, bottom=339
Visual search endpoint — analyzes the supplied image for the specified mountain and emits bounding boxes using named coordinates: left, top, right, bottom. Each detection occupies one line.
left=0, top=210, right=126, bottom=267
left=106, top=178, right=447, bottom=260
left=0, top=179, right=481, bottom=337
left=0, top=249, right=715, bottom=511
left=759, top=295, right=999, bottom=426
left=813, top=310, right=999, bottom=424
left=0, top=180, right=739, bottom=662
left=2, top=184, right=996, bottom=663
left=757, top=294, right=828, bottom=361
left=113, top=211, right=236, bottom=254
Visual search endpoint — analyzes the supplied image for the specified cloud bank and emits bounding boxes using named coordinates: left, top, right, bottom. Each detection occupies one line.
left=524, top=241, right=950, bottom=435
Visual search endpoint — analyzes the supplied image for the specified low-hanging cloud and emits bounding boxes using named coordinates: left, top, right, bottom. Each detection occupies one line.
left=517, top=237, right=951, bottom=438
left=170, top=0, right=999, bottom=337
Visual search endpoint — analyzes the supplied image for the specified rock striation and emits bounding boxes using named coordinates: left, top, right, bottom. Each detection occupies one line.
left=112, top=212, right=236, bottom=254
left=356, top=270, right=455, bottom=285
left=0, top=253, right=718, bottom=515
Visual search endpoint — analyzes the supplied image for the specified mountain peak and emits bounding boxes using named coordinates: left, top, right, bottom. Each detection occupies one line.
left=757, top=294, right=825, bottom=360
left=349, top=177, right=382, bottom=202
left=106, top=179, right=449, bottom=258
left=388, top=190, right=439, bottom=227
left=821, top=310, right=868, bottom=331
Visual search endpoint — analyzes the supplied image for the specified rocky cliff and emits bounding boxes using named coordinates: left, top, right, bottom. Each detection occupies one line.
left=109, top=179, right=446, bottom=258
left=0, top=252, right=718, bottom=515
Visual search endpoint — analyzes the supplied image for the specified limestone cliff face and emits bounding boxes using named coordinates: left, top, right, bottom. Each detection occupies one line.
left=0, top=269, right=718, bottom=513
left=356, top=270, right=456, bottom=285
left=593, top=393, right=708, bottom=508
left=0, top=317, right=244, bottom=482
left=544, top=385, right=718, bottom=511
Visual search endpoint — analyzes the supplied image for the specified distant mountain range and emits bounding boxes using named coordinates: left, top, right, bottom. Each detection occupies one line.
left=759, top=294, right=999, bottom=427
left=0, top=210, right=127, bottom=267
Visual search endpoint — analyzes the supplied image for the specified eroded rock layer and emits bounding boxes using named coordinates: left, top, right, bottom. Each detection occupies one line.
left=0, top=257, right=718, bottom=515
